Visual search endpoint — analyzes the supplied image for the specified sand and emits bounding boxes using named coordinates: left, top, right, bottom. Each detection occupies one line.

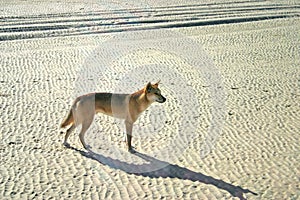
left=0, top=0, right=299, bottom=199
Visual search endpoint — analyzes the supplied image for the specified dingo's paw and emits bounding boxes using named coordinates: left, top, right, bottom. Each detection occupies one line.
left=86, top=145, right=92, bottom=150
left=128, top=147, right=136, bottom=154
left=83, top=144, right=92, bottom=151
left=63, top=142, right=71, bottom=148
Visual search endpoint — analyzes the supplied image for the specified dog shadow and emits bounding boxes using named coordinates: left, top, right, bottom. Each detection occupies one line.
left=68, top=146, right=257, bottom=200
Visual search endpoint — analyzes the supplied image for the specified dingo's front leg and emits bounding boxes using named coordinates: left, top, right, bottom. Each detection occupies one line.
left=125, top=120, right=134, bottom=153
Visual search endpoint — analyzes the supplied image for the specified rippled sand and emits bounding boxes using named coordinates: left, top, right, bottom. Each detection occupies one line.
left=0, top=0, right=299, bottom=199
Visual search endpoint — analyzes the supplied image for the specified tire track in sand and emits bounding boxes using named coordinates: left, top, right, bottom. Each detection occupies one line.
left=0, top=1, right=299, bottom=41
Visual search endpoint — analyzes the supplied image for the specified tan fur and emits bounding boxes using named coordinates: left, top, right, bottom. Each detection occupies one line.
left=60, top=81, right=166, bottom=152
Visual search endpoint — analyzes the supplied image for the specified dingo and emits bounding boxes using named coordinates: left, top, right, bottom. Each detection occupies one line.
left=60, top=81, right=166, bottom=152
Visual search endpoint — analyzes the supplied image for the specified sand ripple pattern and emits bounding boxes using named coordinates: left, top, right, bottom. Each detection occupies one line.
left=0, top=1, right=299, bottom=41
left=0, top=1, right=299, bottom=200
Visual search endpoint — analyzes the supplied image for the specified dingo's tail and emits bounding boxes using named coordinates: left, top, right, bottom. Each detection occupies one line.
left=60, top=109, right=74, bottom=128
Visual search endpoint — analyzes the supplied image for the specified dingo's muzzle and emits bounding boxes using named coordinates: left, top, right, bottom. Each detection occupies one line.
left=157, top=95, right=166, bottom=103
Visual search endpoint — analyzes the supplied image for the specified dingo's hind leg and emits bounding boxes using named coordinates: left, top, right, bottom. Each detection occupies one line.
left=63, top=124, right=75, bottom=147
left=79, top=119, right=93, bottom=150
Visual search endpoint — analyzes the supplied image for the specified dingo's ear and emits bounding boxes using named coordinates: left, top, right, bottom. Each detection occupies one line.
left=153, top=80, right=160, bottom=88
left=145, top=82, right=152, bottom=93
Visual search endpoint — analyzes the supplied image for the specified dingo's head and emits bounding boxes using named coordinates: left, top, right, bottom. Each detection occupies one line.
left=145, top=81, right=166, bottom=103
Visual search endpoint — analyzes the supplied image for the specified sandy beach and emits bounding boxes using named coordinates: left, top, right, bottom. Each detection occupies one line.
left=0, top=0, right=299, bottom=199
